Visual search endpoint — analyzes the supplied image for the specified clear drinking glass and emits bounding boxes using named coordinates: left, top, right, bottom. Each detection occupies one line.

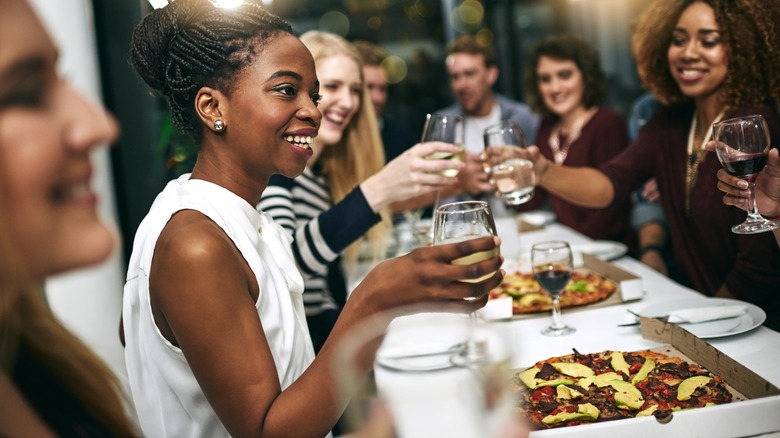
left=421, top=113, right=465, bottom=178
left=712, top=114, right=779, bottom=234
left=432, top=200, right=499, bottom=366
left=407, top=113, right=466, bottom=241
left=531, top=241, right=575, bottom=336
left=483, top=120, right=535, bottom=205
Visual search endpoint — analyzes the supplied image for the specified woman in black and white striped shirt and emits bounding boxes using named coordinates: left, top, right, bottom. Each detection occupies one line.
left=259, top=31, right=462, bottom=352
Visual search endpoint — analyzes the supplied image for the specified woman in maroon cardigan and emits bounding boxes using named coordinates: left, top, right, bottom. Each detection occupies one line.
left=521, top=0, right=780, bottom=330
left=522, top=35, right=635, bottom=252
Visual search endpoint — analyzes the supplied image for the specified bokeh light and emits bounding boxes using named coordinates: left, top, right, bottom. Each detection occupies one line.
left=475, top=28, right=493, bottom=46
left=367, top=15, right=382, bottom=30
left=450, top=0, right=485, bottom=32
left=458, top=0, right=484, bottom=25
left=381, top=55, right=408, bottom=84
left=319, top=10, right=350, bottom=36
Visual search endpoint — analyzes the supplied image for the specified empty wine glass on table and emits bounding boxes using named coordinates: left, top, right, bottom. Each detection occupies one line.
left=531, top=241, right=575, bottom=336
left=433, top=200, right=500, bottom=366
left=483, top=120, right=536, bottom=206
left=712, top=114, right=779, bottom=234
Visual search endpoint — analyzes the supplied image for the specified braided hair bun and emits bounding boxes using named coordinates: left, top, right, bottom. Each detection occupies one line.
left=129, top=0, right=293, bottom=140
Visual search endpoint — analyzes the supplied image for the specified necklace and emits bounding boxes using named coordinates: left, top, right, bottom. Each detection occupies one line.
left=685, top=109, right=725, bottom=214
left=549, top=107, right=598, bottom=164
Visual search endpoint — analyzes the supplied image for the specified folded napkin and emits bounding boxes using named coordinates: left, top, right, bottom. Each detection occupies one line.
left=666, top=305, right=747, bottom=324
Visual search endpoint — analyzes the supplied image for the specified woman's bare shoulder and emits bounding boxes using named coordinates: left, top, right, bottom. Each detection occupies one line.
left=151, top=209, right=248, bottom=288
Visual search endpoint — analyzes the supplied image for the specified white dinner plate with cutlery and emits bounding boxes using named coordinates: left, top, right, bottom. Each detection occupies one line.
left=634, top=297, right=766, bottom=338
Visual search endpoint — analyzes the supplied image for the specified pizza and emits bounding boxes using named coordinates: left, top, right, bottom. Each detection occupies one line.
left=489, top=270, right=617, bottom=314
left=513, top=348, right=733, bottom=429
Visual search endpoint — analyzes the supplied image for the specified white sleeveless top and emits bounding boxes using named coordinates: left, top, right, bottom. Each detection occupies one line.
left=123, top=174, right=316, bottom=437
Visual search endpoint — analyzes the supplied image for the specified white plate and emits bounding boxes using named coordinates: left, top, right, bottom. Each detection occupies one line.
left=573, top=241, right=628, bottom=261
left=636, top=297, right=766, bottom=338
left=375, top=314, right=469, bottom=372
left=518, top=210, right=556, bottom=226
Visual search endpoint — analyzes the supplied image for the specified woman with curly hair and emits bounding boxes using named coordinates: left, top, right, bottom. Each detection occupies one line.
left=122, top=1, right=501, bottom=436
left=521, top=0, right=780, bottom=330
left=258, top=31, right=462, bottom=353
left=521, top=34, right=634, bottom=251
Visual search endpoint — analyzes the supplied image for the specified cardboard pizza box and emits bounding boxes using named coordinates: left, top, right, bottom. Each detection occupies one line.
left=480, top=254, right=643, bottom=321
left=528, top=319, right=780, bottom=437
left=580, top=254, right=644, bottom=302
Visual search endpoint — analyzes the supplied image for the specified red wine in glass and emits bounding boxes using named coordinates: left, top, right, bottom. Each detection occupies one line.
left=712, top=114, right=779, bottom=234
left=535, top=269, right=572, bottom=296
left=721, top=153, right=767, bottom=181
left=531, top=241, right=575, bottom=336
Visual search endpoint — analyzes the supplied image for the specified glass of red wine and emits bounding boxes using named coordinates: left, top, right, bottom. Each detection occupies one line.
left=712, top=114, right=779, bottom=234
left=531, top=241, right=575, bottom=336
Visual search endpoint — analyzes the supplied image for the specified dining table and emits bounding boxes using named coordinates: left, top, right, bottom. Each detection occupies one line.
left=344, top=214, right=780, bottom=437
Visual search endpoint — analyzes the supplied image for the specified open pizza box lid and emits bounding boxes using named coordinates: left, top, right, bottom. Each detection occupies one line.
left=529, top=319, right=780, bottom=437
left=480, top=254, right=643, bottom=321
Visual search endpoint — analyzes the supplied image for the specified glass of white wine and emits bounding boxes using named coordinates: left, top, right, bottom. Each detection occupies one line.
left=483, top=120, right=535, bottom=205
left=421, top=113, right=465, bottom=178
left=433, top=200, right=499, bottom=367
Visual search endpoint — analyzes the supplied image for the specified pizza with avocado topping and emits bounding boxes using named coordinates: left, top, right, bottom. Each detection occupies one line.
left=514, top=349, right=732, bottom=429
left=489, top=271, right=617, bottom=314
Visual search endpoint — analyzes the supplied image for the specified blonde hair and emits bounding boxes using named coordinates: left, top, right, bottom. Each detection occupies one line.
left=0, top=191, right=137, bottom=436
left=300, top=31, right=391, bottom=263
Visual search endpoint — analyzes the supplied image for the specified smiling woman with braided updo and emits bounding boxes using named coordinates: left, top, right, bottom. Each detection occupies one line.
left=122, top=1, right=503, bottom=436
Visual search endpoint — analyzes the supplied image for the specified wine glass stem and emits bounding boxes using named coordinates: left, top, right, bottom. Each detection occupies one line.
left=466, top=311, right=479, bottom=357
left=551, top=295, right=564, bottom=329
left=746, top=182, right=765, bottom=222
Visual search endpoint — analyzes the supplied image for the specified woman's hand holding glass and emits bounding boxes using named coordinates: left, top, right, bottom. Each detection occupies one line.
left=432, top=200, right=502, bottom=366
left=711, top=114, right=779, bottom=234
left=707, top=142, right=780, bottom=220
left=420, top=113, right=465, bottom=177
left=355, top=234, right=502, bottom=314
left=361, top=141, right=462, bottom=212
left=483, top=121, right=536, bottom=205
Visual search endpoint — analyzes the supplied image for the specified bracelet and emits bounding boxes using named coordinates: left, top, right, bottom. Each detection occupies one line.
left=639, top=244, right=664, bottom=257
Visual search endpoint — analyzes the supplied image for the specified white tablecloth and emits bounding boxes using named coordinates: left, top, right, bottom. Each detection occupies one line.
left=497, top=220, right=780, bottom=388
left=345, top=217, right=780, bottom=437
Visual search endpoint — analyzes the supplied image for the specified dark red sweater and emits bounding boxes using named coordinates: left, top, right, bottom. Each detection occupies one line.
left=601, top=102, right=780, bottom=330
left=530, top=107, right=635, bottom=250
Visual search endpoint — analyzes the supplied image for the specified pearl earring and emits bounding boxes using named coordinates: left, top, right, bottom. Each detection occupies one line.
left=213, top=119, right=225, bottom=132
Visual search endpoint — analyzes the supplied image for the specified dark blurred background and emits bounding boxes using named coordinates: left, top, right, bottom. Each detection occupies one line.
left=92, top=0, right=652, bottom=264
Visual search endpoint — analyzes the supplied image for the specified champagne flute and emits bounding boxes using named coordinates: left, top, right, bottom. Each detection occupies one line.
left=531, top=241, right=575, bottom=336
left=433, top=200, right=499, bottom=366
left=712, top=114, right=778, bottom=234
left=483, top=120, right=536, bottom=205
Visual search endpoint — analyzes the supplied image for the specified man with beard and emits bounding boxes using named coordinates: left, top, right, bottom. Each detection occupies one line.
left=437, top=35, right=539, bottom=216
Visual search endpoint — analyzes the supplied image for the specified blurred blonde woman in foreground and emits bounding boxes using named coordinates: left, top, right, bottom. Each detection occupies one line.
left=0, top=0, right=137, bottom=435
